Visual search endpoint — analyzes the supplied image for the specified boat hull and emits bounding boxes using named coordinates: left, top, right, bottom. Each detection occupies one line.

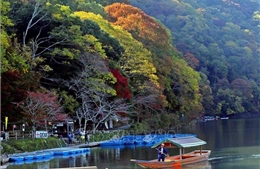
left=132, top=150, right=211, bottom=169
left=134, top=160, right=182, bottom=169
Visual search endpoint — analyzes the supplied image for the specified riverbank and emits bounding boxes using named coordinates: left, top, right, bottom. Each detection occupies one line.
left=0, top=137, right=67, bottom=154
left=0, top=139, right=105, bottom=166
left=229, top=112, right=260, bottom=119
left=0, top=130, right=120, bottom=154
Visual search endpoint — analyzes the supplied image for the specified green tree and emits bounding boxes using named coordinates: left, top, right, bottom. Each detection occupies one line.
left=199, top=72, right=214, bottom=115
left=216, top=88, right=245, bottom=116
left=0, top=0, right=29, bottom=73
left=167, top=58, right=202, bottom=119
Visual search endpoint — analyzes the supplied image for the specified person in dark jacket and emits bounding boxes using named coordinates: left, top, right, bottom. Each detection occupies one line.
left=1, top=131, right=5, bottom=140
left=158, top=143, right=168, bottom=162
left=68, top=133, right=73, bottom=144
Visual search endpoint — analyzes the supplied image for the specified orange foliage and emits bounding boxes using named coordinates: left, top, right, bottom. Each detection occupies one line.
left=104, top=3, right=171, bottom=49
left=183, top=52, right=199, bottom=69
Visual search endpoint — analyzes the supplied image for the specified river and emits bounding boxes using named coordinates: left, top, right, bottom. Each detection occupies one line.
left=5, top=118, right=260, bottom=169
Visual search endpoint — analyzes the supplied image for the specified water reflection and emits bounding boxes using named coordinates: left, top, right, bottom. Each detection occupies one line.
left=183, top=161, right=211, bottom=169
left=4, top=118, right=260, bottom=169
left=6, top=153, right=91, bottom=169
left=52, top=153, right=91, bottom=168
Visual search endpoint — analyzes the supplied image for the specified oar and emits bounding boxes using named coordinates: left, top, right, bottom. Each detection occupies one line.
left=156, top=148, right=170, bottom=157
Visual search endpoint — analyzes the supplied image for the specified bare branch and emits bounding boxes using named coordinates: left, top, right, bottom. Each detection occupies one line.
left=13, top=91, right=63, bottom=137
left=23, top=2, right=48, bottom=46
left=33, top=38, right=66, bottom=58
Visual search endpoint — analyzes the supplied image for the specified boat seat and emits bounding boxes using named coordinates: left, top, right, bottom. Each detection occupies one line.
left=182, top=154, right=197, bottom=159
left=165, top=159, right=172, bottom=162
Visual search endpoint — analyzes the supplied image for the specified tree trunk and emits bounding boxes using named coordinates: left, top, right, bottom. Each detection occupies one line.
left=44, top=119, right=48, bottom=131
left=32, top=125, right=36, bottom=139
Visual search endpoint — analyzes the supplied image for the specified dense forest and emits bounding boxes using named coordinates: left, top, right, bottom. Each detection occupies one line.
left=130, top=0, right=260, bottom=117
left=1, top=0, right=259, bottom=132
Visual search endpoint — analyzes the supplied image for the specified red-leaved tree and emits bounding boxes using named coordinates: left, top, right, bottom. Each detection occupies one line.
left=111, top=69, right=131, bottom=99
left=1, top=70, right=40, bottom=122
left=14, top=91, right=64, bottom=138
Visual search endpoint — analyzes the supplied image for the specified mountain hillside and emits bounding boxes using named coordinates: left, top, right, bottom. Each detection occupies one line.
left=130, top=0, right=260, bottom=116
left=1, top=0, right=259, bottom=133
left=1, top=0, right=201, bottom=131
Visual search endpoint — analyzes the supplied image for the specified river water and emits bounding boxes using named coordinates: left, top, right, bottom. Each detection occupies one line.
left=5, top=118, right=260, bottom=169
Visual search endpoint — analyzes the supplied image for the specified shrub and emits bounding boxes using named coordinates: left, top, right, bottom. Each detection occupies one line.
left=3, top=137, right=66, bottom=153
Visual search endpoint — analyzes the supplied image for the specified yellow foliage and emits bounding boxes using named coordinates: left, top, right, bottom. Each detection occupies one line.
left=253, top=11, right=260, bottom=20
left=52, top=13, right=62, bottom=20
left=0, top=30, right=10, bottom=49
left=74, top=11, right=103, bottom=21
left=60, top=5, right=70, bottom=13
left=84, top=35, right=107, bottom=58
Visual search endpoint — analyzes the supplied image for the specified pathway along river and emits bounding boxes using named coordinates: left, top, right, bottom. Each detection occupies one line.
left=5, top=118, right=260, bottom=169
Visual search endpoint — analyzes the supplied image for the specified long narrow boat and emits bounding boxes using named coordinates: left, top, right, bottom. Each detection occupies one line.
left=131, top=136, right=211, bottom=169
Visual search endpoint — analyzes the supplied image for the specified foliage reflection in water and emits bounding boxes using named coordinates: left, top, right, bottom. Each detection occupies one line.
left=3, top=118, right=260, bottom=169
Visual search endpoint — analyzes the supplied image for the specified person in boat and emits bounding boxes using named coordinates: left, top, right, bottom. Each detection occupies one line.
left=158, top=143, right=168, bottom=162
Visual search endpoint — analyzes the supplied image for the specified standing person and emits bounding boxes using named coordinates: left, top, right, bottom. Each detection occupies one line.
left=68, top=133, right=73, bottom=144
left=158, top=143, right=168, bottom=162
left=1, top=131, right=5, bottom=140
left=85, top=132, right=89, bottom=144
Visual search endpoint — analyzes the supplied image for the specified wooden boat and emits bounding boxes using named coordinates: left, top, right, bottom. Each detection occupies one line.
left=131, top=136, right=211, bottom=169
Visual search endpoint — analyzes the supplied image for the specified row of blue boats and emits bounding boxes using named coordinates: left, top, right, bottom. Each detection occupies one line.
left=8, top=133, right=195, bottom=165
left=100, top=133, right=196, bottom=146
left=9, top=147, right=90, bottom=163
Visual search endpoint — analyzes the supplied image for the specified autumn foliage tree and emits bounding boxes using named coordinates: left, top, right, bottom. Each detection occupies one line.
left=183, top=52, right=199, bottom=69
left=110, top=69, right=131, bottom=99
left=14, top=91, right=63, bottom=137
left=104, top=3, right=173, bottom=55
left=1, top=70, right=40, bottom=122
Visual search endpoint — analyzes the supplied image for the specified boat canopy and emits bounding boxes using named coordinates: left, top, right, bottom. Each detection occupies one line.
left=151, top=136, right=206, bottom=148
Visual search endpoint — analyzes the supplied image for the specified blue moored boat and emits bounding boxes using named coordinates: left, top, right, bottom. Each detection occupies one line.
left=99, top=139, right=124, bottom=146
left=9, top=155, right=24, bottom=162
left=53, top=149, right=70, bottom=155
left=23, top=154, right=34, bottom=160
